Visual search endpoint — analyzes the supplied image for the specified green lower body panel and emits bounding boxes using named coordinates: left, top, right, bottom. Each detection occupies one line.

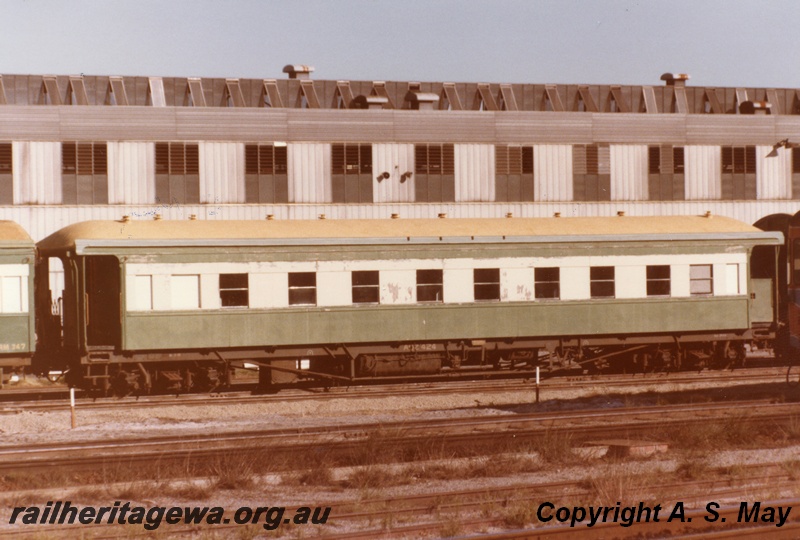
left=123, top=297, right=750, bottom=352
left=0, top=314, right=34, bottom=366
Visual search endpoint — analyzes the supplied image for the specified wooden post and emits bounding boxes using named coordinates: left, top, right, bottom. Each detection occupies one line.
left=70, top=387, right=76, bottom=429
left=535, top=366, right=540, bottom=404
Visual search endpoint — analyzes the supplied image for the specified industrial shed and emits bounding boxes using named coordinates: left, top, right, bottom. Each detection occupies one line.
left=1, top=67, right=799, bottom=240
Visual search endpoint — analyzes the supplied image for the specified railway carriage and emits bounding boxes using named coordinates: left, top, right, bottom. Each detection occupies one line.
left=34, top=214, right=781, bottom=394
left=0, top=222, right=36, bottom=381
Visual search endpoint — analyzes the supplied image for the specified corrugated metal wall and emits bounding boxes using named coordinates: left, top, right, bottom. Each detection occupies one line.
left=13, top=141, right=61, bottom=204
left=685, top=146, right=721, bottom=200
left=288, top=143, right=331, bottom=203
left=757, top=145, right=791, bottom=200
left=108, top=142, right=154, bottom=204
left=199, top=142, right=244, bottom=203
left=534, top=145, right=572, bottom=201
left=373, top=143, right=415, bottom=203
left=454, top=144, right=494, bottom=202
left=610, top=145, right=648, bottom=200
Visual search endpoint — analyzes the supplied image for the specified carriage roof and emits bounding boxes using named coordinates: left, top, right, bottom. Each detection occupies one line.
left=37, top=215, right=783, bottom=254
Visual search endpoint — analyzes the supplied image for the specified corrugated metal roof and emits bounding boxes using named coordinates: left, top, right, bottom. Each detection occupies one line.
left=37, top=214, right=781, bottom=253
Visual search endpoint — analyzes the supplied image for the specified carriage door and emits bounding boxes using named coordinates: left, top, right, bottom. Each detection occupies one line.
left=85, top=256, right=121, bottom=347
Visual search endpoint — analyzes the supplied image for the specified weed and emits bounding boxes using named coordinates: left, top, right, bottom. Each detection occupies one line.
left=532, top=429, right=577, bottom=464
left=439, top=514, right=464, bottom=537
left=780, top=459, right=800, bottom=481
left=675, top=458, right=710, bottom=480
left=501, top=499, right=538, bottom=528
left=343, top=465, right=397, bottom=489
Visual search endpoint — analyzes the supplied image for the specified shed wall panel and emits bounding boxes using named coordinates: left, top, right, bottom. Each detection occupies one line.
left=757, top=145, right=791, bottom=199
left=108, top=142, right=154, bottom=204
left=373, top=143, right=415, bottom=202
left=685, top=146, right=721, bottom=200
left=454, top=144, right=494, bottom=201
left=14, top=141, right=61, bottom=204
left=610, top=145, right=648, bottom=200
left=288, top=143, right=331, bottom=203
left=199, top=142, right=244, bottom=203
left=534, top=145, right=572, bottom=201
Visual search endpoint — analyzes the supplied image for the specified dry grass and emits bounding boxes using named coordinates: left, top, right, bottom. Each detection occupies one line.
left=675, top=457, right=711, bottom=480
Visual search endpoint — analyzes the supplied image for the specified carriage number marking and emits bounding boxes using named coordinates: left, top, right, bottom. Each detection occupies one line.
left=401, top=344, right=438, bottom=352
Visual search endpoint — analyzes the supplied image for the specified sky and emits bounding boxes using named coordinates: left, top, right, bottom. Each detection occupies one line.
left=1, top=0, right=799, bottom=88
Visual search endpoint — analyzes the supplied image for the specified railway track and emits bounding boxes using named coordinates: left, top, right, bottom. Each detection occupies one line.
left=2, top=399, right=798, bottom=476
left=0, top=365, right=790, bottom=414
left=4, top=458, right=799, bottom=538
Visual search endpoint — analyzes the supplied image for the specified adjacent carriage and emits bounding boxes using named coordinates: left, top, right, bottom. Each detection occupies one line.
left=33, top=213, right=782, bottom=394
left=0, top=221, right=36, bottom=382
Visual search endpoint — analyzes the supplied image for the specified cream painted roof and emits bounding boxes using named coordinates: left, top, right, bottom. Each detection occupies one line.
left=0, top=221, right=34, bottom=244
left=37, top=215, right=781, bottom=253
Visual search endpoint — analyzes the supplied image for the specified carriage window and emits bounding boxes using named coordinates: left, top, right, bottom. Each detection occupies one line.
left=690, top=265, right=713, bottom=296
left=794, top=239, right=800, bottom=285
left=288, top=272, right=316, bottom=306
left=590, top=266, right=615, bottom=298
left=171, top=275, right=200, bottom=310
left=474, top=268, right=500, bottom=301
left=0, top=276, right=23, bottom=313
left=646, top=265, right=671, bottom=296
left=726, top=264, right=740, bottom=295
left=352, top=271, right=379, bottom=304
left=417, top=269, right=443, bottom=303
left=133, top=275, right=153, bottom=311
left=535, top=268, right=560, bottom=299
left=219, top=273, right=249, bottom=308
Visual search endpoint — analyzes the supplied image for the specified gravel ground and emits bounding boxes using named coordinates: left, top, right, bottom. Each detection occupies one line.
left=1, top=376, right=796, bottom=538
left=0, top=376, right=778, bottom=446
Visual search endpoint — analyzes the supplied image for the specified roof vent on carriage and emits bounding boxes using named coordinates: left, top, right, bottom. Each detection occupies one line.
left=283, top=65, right=314, bottom=80
left=660, top=73, right=690, bottom=87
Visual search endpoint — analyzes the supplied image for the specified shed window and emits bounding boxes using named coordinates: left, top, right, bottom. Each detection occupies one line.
left=646, top=265, right=671, bottom=297
left=352, top=271, right=379, bottom=304
left=648, top=146, right=660, bottom=174
left=288, top=272, right=316, bottom=306
left=155, top=142, right=200, bottom=204
left=721, top=146, right=756, bottom=174
left=332, top=143, right=372, bottom=175
left=590, top=266, right=615, bottom=298
left=414, top=144, right=455, bottom=202
left=673, top=147, right=685, bottom=174
left=474, top=268, right=500, bottom=301
left=331, top=143, right=373, bottom=203
left=0, top=143, right=11, bottom=174
left=244, top=144, right=288, bottom=203
left=793, top=148, right=800, bottom=174
left=220, top=273, right=249, bottom=308
left=417, top=269, right=443, bottom=303
left=62, top=142, right=108, bottom=205
left=534, top=268, right=560, bottom=300
left=0, top=143, right=12, bottom=205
